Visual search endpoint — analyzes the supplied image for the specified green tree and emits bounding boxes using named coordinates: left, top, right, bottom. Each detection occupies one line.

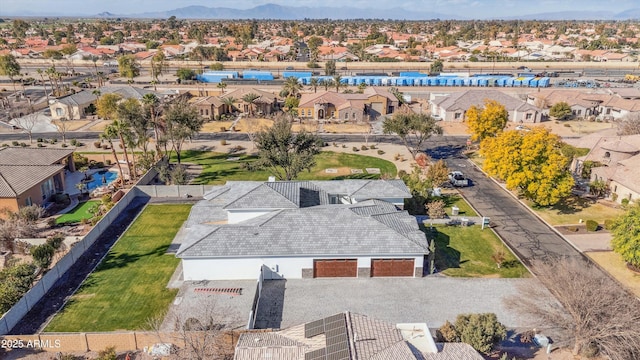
left=480, top=128, right=574, bottom=206
left=164, top=100, right=204, bottom=164
left=465, top=99, right=509, bottom=142
left=96, top=93, right=122, bottom=120
left=176, top=68, right=196, bottom=81
left=549, top=101, right=573, bottom=120
left=216, top=82, right=227, bottom=94
left=309, top=77, right=320, bottom=93
left=454, top=313, right=507, bottom=354
left=325, top=59, right=336, bottom=76
left=254, top=117, right=320, bottom=180
left=0, top=54, right=21, bottom=93
left=150, top=51, right=166, bottom=85
left=117, top=54, right=140, bottom=82
left=61, top=43, right=77, bottom=56
left=430, top=59, right=443, bottom=73
left=332, top=74, right=345, bottom=92
left=611, top=203, right=640, bottom=268
left=284, top=97, right=300, bottom=112
left=383, top=113, right=443, bottom=159
left=100, top=123, right=126, bottom=177
left=0, top=262, right=37, bottom=314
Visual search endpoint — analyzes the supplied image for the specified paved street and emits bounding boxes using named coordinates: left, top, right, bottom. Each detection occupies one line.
left=442, top=157, right=582, bottom=267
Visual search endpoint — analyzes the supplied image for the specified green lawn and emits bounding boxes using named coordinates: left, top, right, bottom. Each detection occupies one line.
left=55, top=200, right=100, bottom=225
left=45, top=204, right=191, bottom=332
left=441, top=194, right=478, bottom=217
left=173, top=150, right=397, bottom=185
left=529, top=196, right=624, bottom=225
left=426, top=224, right=529, bottom=278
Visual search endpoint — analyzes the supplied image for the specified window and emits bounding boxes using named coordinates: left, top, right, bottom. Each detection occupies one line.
left=331, top=111, right=335, bottom=118
left=55, top=108, right=64, bottom=116
left=526, top=113, right=532, bottom=120
left=25, top=197, right=32, bottom=206
left=307, top=109, right=311, bottom=116
left=606, top=108, right=611, bottom=115
left=577, top=109, right=582, bottom=115
left=344, top=112, right=349, bottom=120
left=604, top=151, right=610, bottom=158
left=205, top=109, right=209, bottom=116
left=454, top=112, right=461, bottom=120
left=352, top=112, right=356, bottom=119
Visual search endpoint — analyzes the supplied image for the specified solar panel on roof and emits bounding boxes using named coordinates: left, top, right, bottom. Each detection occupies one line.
left=305, top=348, right=327, bottom=360
left=305, top=319, right=326, bottom=338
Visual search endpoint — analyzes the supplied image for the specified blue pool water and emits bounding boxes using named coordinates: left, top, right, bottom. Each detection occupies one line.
left=85, top=170, right=118, bottom=191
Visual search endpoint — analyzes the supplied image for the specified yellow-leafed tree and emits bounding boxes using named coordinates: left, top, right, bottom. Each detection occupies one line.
left=465, top=99, right=509, bottom=141
left=480, top=127, right=574, bottom=206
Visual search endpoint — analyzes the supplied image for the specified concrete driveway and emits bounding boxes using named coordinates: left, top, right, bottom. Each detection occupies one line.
left=254, top=277, right=552, bottom=330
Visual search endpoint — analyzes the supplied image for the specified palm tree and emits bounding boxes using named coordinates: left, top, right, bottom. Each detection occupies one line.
left=309, top=77, right=319, bottom=93
left=283, top=76, right=303, bottom=98
left=241, top=93, right=260, bottom=116
left=101, top=124, right=125, bottom=181
left=142, top=93, right=162, bottom=158
left=36, top=68, right=50, bottom=102
left=321, top=79, right=333, bottom=91
left=112, top=119, right=133, bottom=180
left=221, top=96, right=236, bottom=115
left=216, top=82, right=227, bottom=94
left=332, top=74, right=344, bottom=93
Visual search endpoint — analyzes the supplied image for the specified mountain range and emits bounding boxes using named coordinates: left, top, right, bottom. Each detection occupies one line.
left=3, top=3, right=640, bottom=20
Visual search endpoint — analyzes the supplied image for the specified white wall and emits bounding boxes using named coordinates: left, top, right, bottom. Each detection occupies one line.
left=227, top=209, right=276, bottom=224
left=181, top=255, right=423, bottom=280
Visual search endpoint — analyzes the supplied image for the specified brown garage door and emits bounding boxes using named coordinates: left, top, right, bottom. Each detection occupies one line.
left=314, top=259, right=357, bottom=278
left=371, top=259, right=415, bottom=277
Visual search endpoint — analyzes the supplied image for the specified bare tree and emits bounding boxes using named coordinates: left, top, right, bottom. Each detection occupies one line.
left=617, top=112, right=640, bottom=136
left=55, top=117, right=71, bottom=144
left=506, top=258, right=640, bottom=360
left=12, top=110, right=39, bottom=143
left=146, top=303, right=236, bottom=360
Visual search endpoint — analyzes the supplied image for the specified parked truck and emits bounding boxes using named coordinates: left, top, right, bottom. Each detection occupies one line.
left=448, top=171, right=470, bottom=187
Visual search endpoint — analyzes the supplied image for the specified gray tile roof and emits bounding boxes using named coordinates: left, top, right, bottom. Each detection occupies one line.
left=0, top=165, right=64, bottom=197
left=310, top=180, right=411, bottom=200
left=0, top=147, right=75, bottom=166
left=98, top=86, right=157, bottom=100
left=55, top=90, right=97, bottom=106
left=177, top=201, right=428, bottom=258
left=368, top=341, right=418, bottom=360
left=423, top=343, right=484, bottom=360
left=433, top=89, right=540, bottom=113
left=224, top=183, right=300, bottom=209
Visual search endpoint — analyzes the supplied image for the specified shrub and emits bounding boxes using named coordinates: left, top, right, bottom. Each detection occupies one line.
left=585, top=219, right=599, bottom=232
left=394, top=153, right=401, bottom=161
left=332, top=142, right=337, bottom=147
left=95, top=346, right=117, bottom=360
left=342, top=144, right=346, bottom=148
left=454, top=313, right=507, bottom=354
left=611, top=193, right=618, bottom=202
left=361, top=145, right=368, bottom=151
left=369, top=144, right=376, bottom=149
left=70, top=139, right=77, bottom=146
left=11, top=141, right=18, bottom=146
left=20, top=142, right=27, bottom=147
left=94, top=141, right=103, bottom=148
left=220, top=139, right=227, bottom=146
left=101, top=144, right=109, bottom=150
left=46, top=233, right=65, bottom=250
left=37, top=138, right=43, bottom=143
left=352, top=146, right=359, bottom=152
left=519, top=330, right=536, bottom=343
left=37, top=143, right=44, bottom=147
left=564, top=123, right=571, bottom=127
left=30, top=243, right=55, bottom=269
left=437, top=320, right=459, bottom=342
left=61, top=143, right=68, bottom=148
left=621, top=198, right=630, bottom=207
left=105, top=159, right=112, bottom=166
left=604, top=219, right=614, bottom=230
left=567, top=226, right=579, bottom=232
left=426, top=199, right=446, bottom=219
left=397, top=170, right=407, bottom=178
left=377, top=150, right=385, bottom=155
left=47, top=217, right=57, bottom=228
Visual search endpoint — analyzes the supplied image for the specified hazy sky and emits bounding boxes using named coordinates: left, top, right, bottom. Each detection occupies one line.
left=1, top=0, right=637, bottom=17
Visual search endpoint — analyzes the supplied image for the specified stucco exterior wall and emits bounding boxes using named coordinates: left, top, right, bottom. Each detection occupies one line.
left=609, top=180, right=638, bottom=204
left=181, top=255, right=423, bottom=281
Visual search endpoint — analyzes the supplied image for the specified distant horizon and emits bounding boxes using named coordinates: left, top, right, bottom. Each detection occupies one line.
left=1, top=0, right=639, bottom=19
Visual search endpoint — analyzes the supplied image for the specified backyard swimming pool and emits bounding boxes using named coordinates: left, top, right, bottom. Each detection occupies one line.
left=85, top=170, right=118, bottom=191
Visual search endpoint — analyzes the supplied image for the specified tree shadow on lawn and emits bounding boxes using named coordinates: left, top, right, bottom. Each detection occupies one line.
left=423, top=226, right=465, bottom=272
left=92, top=244, right=173, bottom=273
left=194, top=168, right=247, bottom=184
left=534, top=195, right=594, bottom=215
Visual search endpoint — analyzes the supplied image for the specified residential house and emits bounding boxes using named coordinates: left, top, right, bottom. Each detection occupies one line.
left=572, top=134, right=640, bottom=204
left=49, top=86, right=158, bottom=121
left=526, top=89, right=606, bottom=119
left=0, top=147, right=76, bottom=216
left=190, top=96, right=226, bottom=120
left=298, top=88, right=399, bottom=121
left=221, top=88, right=279, bottom=116
left=175, top=180, right=430, bottom=281
left=430, top=90, right=542, bottom=123
left=235, top=311, right=484, bottom=360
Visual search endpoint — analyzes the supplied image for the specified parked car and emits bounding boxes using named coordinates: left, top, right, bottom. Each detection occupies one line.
left=515, top=125, right=530, bottom=131
left=448, top=171, right=470, bottom=187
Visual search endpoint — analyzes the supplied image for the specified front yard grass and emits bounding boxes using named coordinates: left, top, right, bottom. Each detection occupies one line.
left=441, top=193, right=478, bottom=217
left=55, top=200, right=100, bottom=225
left=175, top=150, right=396, bottom=185
left=426, top=224, right=529, bottom=278
left=586, top=251, right=640, bottom=298
left=45, top=204, right=191, bottom=332
left=530, top=196, right=624, bottom=225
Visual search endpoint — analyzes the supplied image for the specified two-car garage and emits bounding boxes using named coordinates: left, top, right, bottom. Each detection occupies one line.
left=313, top=258, right=416, bottom=278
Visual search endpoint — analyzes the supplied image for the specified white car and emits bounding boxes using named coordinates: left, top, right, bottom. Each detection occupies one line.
left=516, top=125, right=530, bottom=131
